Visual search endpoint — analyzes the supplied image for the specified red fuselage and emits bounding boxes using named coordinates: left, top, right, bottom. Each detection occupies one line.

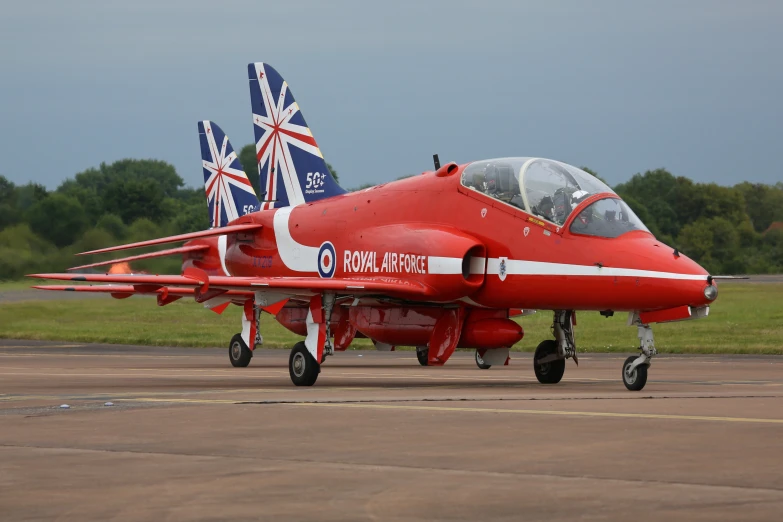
left=184, top=163, right=713, bottom=315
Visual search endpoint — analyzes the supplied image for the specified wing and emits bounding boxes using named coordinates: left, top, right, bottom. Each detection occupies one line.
left=29, top=271, right=433, bottom=301
left=32, top=284, right=253, bottom=298
left=68, top=244, right=210, bottom=271
left=76, top=223, right=262, bottom=256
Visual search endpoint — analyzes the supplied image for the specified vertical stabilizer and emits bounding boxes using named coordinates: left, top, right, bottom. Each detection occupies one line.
left=248, top=62, right=345, bottom=209
left=198, top=120, right=260, bottom=228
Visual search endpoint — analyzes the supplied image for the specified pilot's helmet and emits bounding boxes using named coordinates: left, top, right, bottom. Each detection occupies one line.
left=571, top=190, right=590, bottom=209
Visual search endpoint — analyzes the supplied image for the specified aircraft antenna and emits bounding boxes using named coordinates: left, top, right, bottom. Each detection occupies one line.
left=433, top=154, right=441, bottom=170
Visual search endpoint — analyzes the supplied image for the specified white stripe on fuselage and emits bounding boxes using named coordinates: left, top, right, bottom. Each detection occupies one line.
left=427, top=256, right=464, bottom=275
left=273, top=206, right=318, bottom=272
left=422, top=255, right=705, bottom=281
left=486, top=258, right=705, bottom=280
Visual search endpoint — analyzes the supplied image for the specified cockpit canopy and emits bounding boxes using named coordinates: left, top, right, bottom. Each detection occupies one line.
left=461, top=158, right=651, bottom=237
left=462, top=158, right=618, bottom=226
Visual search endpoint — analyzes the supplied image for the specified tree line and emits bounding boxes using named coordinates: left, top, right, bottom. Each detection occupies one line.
left=1, top=147, right=781, bottom=280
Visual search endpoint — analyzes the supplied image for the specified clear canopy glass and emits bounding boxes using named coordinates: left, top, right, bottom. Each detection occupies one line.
left=461, top=157, right=616, bottom=226
left=569, top=198, right=650, bottom=238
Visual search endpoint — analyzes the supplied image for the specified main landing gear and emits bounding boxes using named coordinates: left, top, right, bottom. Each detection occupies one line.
left=533, top=310, right=576, bottom=385
left=287, top=293, right=335, bottom=387
left=289, top=341, right=319, bottom=386
left=229, top=302, right=263, bottom=367
left=475, top=350, right=492, bottom=369
left=416, top=346, right=429, bottom=366
left=533, top=339, right=564, bottom=383
left=228, top=334, right=252, bottom=367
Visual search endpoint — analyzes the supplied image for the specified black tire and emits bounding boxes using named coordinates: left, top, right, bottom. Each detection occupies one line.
left=533, top=340, right=565, bottom=384
left=289, top=341, right=319, bottom=386
left=622, top=355, right=648, bottom=391
left=228, top=334, right=252, bottom=367
left=475, top=350, right=491, bottom=369
left=416, top=346, right=429, bottom=366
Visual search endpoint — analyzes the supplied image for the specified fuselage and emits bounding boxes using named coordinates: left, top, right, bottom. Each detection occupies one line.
left=184, top=161, right=713, bottom=313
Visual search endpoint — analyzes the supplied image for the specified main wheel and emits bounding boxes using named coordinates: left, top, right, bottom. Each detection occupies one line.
left=228, top=333, right=252, bottom=367
left=622, top=356, right=648, bottom=391
left=289, top=341, right=319, bottom=386
left=416, top=346, right=429, bottom=366
left=475, top=350, right=491, bottom=369
left=533, top=340, right=565, bottom=384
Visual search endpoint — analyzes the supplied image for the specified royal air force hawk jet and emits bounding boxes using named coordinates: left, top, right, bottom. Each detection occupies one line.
left=31, top=62, right=720, bottom=390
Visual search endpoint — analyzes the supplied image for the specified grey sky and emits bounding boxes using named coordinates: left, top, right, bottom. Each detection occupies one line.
left=1, top=0, right=781, bottom=190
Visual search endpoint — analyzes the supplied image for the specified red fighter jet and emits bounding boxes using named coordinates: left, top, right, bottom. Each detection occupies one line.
left=32, top=62, right=719, bottom=391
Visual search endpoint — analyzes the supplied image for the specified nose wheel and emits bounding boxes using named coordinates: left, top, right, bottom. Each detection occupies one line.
left=228, top=333, right=252, bottom=367
left=622, top=356, right=648, bottom=391
left=621, top=321, right=657, bottom=391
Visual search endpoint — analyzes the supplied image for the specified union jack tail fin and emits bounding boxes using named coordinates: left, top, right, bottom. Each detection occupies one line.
left=248, top=62, right=346, bottom=209
left=198, top=121, right=260, bottom=228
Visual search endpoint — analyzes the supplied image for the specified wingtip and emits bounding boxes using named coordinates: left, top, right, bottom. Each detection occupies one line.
left=27, top=273, right=78, bottom=281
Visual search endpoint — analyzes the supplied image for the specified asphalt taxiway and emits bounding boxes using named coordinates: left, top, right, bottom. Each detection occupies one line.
left=1, top=339, right=782, bottom=521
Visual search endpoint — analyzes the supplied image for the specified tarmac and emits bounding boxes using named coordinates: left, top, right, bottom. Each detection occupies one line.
left=0, top=340, right=782, bottom=521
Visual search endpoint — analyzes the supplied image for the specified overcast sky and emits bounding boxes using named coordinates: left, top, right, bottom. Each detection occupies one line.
left=1, top=0, right=781, bottom=190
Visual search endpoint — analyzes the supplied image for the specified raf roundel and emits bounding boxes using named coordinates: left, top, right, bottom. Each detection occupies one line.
left=317, top=241, right=336, bottom=278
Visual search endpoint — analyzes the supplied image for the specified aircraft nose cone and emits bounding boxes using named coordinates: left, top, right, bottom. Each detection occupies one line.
left=668, top=249, right=716, bottom=308
left=621, top=234, right=714, bottom=310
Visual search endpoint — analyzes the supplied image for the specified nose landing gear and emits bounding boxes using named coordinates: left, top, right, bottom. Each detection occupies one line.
left=622, top=356, right=648, bottom=391
left=622, top=322, right=656, bottom=391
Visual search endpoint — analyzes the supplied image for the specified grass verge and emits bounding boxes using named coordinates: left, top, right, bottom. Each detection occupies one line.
left=1, top=283, right=781, bottom=354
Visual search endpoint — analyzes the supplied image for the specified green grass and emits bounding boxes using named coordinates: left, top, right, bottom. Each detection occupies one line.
left=1, top=283, right=781, bottom=353
left=0, top=280, right=45, bottom=291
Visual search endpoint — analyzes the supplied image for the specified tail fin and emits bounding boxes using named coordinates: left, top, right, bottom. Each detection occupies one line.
left=248, top=62, right=346, bottom=209
left=198, top=120, right=260, bottom=228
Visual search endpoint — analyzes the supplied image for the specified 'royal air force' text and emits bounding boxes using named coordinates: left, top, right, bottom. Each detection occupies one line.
left=343, top=250, right=427, bottom=274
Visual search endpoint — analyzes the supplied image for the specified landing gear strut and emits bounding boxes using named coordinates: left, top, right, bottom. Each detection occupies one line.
left=288, top=293, right=334, bottom=386
left=228, top=334, right=252, bottom=367
left=622, top=319, right=656, bottom=391
left=533, top=310, right=576, bottom=384
left=230, top=300, right=263, bottom=367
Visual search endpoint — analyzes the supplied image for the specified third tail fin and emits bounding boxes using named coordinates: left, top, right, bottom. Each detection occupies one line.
left=198, top=120, right=260, bottom=228
left=248, top=62, right=345, bottom=209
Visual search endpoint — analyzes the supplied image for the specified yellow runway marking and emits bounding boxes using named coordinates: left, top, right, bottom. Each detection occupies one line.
left=127, top=398, right=241, bottom=405
left=290, top=402, right=783, bottom=425
left=83, top=398, right=783, bottom=425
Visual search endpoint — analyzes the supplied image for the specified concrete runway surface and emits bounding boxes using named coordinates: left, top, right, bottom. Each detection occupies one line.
left=0, top=339, right=782, bottom=521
